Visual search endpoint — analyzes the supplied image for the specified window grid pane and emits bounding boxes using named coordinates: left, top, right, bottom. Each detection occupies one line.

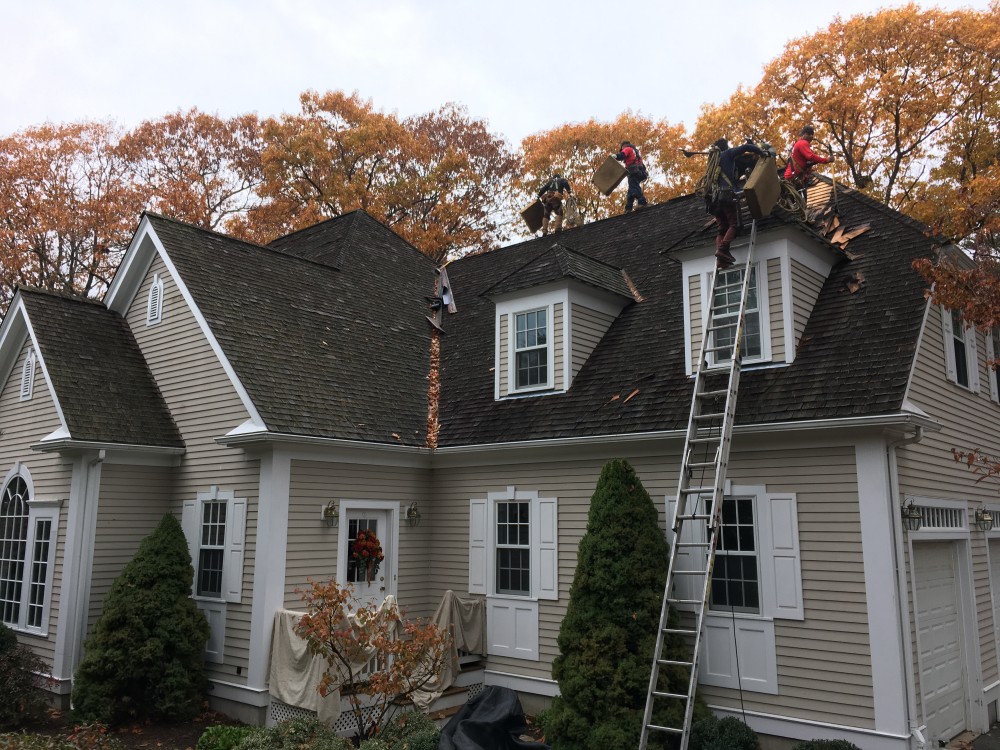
left=0, top=477, right=29, bottom=625
left=712, top=268, right=761, bottom=361
left=952, top=310, right=969, bottom=387
left=496, top=501, right=530, bottom=595
left=197, top=501, right=226, bottom=597
left=711, top=497, right=760, bottom=614
left=348, top=519, right=378, bottom=584
left=514, top=310, right=548, bottom=388
left=27, top=519, right=51, bottom=629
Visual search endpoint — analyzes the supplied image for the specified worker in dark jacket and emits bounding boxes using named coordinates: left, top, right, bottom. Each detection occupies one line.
left=615, top=141, right=648, bottom=213
left=709, top=138, right=764, bottom=267
left=537, top=173, right=572, bottom=235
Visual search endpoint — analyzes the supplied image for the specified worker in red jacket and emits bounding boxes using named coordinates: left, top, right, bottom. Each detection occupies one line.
left=615, top=140, right=649, bottom=213
left=784, top=125, right=832, bottom=183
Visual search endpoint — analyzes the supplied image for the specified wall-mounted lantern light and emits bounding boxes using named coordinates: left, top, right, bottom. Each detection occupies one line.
left=406, top=501, right=422, bottom=527
left=322, top=500, right=339, bottom=528
left=976, top=507, right=994, bottom=532
left=901, top=499, right=923, bottom=532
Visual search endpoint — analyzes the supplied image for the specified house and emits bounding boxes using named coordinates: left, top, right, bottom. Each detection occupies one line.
left=2, top=180, right=1000, bottom=750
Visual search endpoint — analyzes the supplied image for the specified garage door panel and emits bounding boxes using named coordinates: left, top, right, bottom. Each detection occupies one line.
left=915, top=542, right=966, bottom=745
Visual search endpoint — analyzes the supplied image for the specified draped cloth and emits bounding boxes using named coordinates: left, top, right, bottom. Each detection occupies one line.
left=411, top=591, right=486, bottom=709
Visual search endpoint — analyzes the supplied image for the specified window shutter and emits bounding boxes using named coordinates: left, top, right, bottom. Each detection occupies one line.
left=181, top=500, right=198, bottom=595
left=967, top=325, right=981, bottom=393
left=988, top=332, right=999, bottom=402
left=941, top=306, right=957, bottom=381
left=533, top=497, right=558, bottom=600
left=469, top=499, right=488, bottom=595
left=224, top=498, right=246, bottom=603
left=665, top=496, right=707, bottom=605
left=762, top=493, right=803, bottom=620
left=20, top=351, right=34, bottom=400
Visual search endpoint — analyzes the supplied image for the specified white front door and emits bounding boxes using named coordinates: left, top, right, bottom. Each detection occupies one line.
left=914, top=541, right=967, bottom=745
left=343, top=509, right=392, bottom=607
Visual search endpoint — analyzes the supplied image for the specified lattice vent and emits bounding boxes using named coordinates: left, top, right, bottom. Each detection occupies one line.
left=466, top=682, right=485, bottom=700
left=921, top=506, right=965, bottom=529
left=269, top=699, right=315, bottom=726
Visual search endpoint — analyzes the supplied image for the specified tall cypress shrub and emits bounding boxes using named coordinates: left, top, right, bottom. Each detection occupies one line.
left=545, top=459, right=704, bottom=749
left=72, top=513, right=210, bottom=724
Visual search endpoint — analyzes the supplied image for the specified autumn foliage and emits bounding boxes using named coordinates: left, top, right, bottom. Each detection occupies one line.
left=295, top=579, right=449, bottom=742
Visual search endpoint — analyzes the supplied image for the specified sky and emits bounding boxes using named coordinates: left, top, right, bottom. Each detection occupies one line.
left=1, top=0, right=994, bottom=146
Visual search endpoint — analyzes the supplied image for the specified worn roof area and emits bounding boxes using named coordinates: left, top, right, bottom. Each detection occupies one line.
left=436, top=184, right=934, bottom=447
left=146, top=211, right=436, bottom=445
left=20, top=289, right=183, bottom=447
left=485, top=243, right=635, bottom=300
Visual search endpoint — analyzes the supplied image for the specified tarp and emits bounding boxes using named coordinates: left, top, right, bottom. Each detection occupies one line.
left=411, top=590, right=486, bottom=709
left=439, top=686, right=550, bottom=750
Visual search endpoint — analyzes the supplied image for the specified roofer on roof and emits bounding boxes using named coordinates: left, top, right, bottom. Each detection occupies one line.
left=615, top=141, right=649, bottom=213
left=707, top=138, right=765, bottom=268
left=784, top=125, right=833, bottom=184
left=537, top=173, right=572, bottom=236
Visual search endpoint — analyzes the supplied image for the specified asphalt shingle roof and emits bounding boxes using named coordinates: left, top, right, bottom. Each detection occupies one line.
left=20, top=290, right=183, bottom=448
left=436, top=185, right=933, bottom=447
left=485, top=243, right=635, bottom=300
left=146, top=211, right=436, bottom=446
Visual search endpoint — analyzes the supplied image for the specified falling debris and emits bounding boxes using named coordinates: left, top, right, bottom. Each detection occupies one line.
left=808, top=203, right=871, bottom=250
left=391, top=432, right=401, bottom=441
left=845, top=271, right=866, bottom=294
left=623, top=388, right=640, bottom=404
left=623, top=271, right=645, bottom=303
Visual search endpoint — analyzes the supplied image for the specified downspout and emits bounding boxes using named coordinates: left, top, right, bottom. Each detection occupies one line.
left=69, top=449, right=105, bottom=704
left=887, top=428, right=925, bottom=749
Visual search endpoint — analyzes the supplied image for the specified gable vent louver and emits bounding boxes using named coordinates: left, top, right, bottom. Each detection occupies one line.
left=147, top=274, right=164, bottom=326
left=920, top=506, right=965, bottom=530
left=20, top=350, right=35, bottom=401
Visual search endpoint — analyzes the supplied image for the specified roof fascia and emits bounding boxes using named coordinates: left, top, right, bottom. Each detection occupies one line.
left=0, top=294, right=71, bottom=437
left=31, top=438, right=185, bottom=465
left=104, top=218, right=267, bottom=432
left=215, top=430, right=431, bottom=468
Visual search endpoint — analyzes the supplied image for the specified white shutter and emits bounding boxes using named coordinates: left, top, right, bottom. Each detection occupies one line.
left=967, top=325, right=981, bottom=393
left=533, top=497, right=558, bottom=600
left=762, top=493, right=803, bottom=620
left=942, top=306, right=957, bottom=381
left=198, top=601, right=226, bottom=663
left=988, top=332, right=999, bottom=402
left=469, top=499, right=488, bottom=595
left=181, top=500, right=198, bottom=596
left=700, top=615, right=778, bottom=694
left=223, top=498, right=246, bottom=603
left=665, top=495, right=707, bottom=606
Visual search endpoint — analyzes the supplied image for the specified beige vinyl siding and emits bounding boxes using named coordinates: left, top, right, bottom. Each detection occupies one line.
left=553, top=302, right=564, bottom=391
left=571, top=303, right=615, bottom=380
left=287, top=460, right=433, bottom=618
left=791, top=259, right=824, bottom=354
left=126, top=254, right=260, bottom=684
left=900, top=303, right=1000, bottom=688
left=88, top=464, right=174, bottom=632
left=498, top=314, right=509, bottom=397
left=430, top=440, right=874, bottom=725
left=0, top=339, right=71, bottom=663
left=768, top=257, right=784, bottom=362
left=690, top=273, right=703, bottom=369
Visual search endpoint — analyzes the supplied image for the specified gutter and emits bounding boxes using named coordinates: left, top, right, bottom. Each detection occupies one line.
left=32, top=439, right=186, bottom=456
left=886, top=427, right=927, bottom=750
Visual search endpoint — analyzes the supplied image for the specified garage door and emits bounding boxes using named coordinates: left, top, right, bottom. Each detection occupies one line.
left=914, top=542, right=967, bottom=745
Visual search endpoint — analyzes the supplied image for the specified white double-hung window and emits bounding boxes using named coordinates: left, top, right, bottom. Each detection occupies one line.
left=709, top=266, right=763, bottom=365
left=942, top=306, right=980, bottom=391
left=514, top=309, right=549, bottom=390
left=469, top=487, right=558, bottom=660
left=0, top=465, right=58, bottom=634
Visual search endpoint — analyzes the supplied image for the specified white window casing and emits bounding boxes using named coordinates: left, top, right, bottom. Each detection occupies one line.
left=20, top=349, right=35, bottom=401
left=468, top=487, right=558, bottom=661
left=704, top=264, right=769, bottom=368
left=147, top=273, right=164, bottom=326
left=986, top=329, right=999, bottom=403
left=942, top=306, right=979, bottom=391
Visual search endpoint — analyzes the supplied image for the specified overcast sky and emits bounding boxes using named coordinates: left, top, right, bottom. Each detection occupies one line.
left=2, top=0, right=992, bottom=145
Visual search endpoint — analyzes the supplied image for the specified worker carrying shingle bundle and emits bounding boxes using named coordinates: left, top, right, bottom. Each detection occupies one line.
left=707, top=138, right=765, bottom=268
left=614, top=140, right=649, bottom=213
left=537, top=173, right=572, bottom=236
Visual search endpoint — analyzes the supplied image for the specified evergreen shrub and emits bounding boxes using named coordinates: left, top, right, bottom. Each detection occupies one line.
left=543, top=459, right=708, bottom=749
left=370, top=711, right=440, bottom=750
left=71, top=514, right=210, bottom=724
left=689, top=714, right=760, bottom=750
left=197, top=725, right=262, bottom=750
left=232, top=717, right=350, bottom=750
left=0, top=621, right=52, bottom=727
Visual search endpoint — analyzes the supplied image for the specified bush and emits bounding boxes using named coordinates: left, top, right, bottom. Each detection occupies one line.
left=232, top=717, right=350, bottom=750
left=71, top=514, right=210, bottom=725
left=370, top=711, right=440, bottom=750
left=0, top=622, right=52, bottom=728
left=197, top=725, right=262, bottom=750
left=689, top=715, right=759, bottom=750
left=791, top=741, right=862, bottom=750
left=544, top=459, right=708, bottom=749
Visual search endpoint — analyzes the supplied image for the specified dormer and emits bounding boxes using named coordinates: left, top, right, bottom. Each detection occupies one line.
left=678, top=226, right=840, bottom=375
left=487, top=244, right=635, bottom=399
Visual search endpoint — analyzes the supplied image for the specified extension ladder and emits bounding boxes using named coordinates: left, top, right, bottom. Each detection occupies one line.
left=639, top=220, right=758, bottom=750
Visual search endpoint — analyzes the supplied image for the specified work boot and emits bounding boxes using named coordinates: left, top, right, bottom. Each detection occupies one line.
left=715, top=247, right=736, bottom=266
left=553, top=215, right=563, bottom=233
left=541, top=217, right=549, bottom=236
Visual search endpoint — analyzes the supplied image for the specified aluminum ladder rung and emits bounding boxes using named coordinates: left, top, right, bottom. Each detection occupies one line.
left=641, top=220, right=757, bottom=750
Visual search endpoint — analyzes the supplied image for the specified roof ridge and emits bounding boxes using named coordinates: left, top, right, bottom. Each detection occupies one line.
left=268, top=209, right=364, bottom=244
left=17, top=286, right=105, bottom=307
left=478, top=244, right=555, bottom=298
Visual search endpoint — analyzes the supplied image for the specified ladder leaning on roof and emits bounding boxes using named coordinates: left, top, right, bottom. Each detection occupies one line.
left=639, top=219, right=759, bottom=750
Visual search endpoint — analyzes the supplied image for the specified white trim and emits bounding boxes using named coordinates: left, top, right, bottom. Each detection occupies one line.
left=987, top=328, right=1000, bottom=403
left=905, top=495, right=970, bottom=540
left=509, top=305, right=555, bottom=394
left=496, top=288, right=568, bottom=398
left=779, top=253, right=796, bottom=364
left=105, top=220, right=266, bottom=430
left=482, top=669, right=560, bottom=697
left=709, top=705, right=912, bottom=749
left=335, top=499, right=401, bottom=599
left=698, top=260, right=771, bottom=369
left=856, top=437, right=909, bottom=735
left=207, top=678, right=272, bottom=706
left=247, top=451, right=290, bottom=689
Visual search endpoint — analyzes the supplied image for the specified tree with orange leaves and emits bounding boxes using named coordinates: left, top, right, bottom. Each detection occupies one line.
left=117, top=108, right=264, bottom=232
left=237, top=91, right=518, bottom=262
left=295, top=578, right=449, bottom=742
left=517, top=113, right=690, bottom=228
left=0, top=122, right=145, bottom=313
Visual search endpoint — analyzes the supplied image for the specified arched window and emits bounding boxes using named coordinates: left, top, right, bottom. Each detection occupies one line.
left=0, top=467, right=58, bottom=632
